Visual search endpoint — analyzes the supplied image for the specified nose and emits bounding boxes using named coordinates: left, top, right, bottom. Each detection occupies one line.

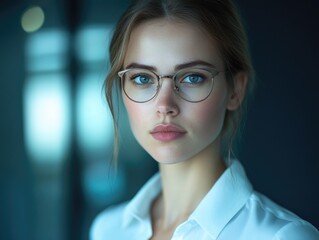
left=155, top=79, right=180, bottom=117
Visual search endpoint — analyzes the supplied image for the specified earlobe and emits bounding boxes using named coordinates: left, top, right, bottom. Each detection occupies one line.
left=227, top=71, right=248, bottom=111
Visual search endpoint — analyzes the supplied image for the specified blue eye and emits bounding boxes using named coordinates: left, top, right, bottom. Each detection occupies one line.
left=182, top=74, right=205, bottom=84
left=131, top=74, right=153, bottom=85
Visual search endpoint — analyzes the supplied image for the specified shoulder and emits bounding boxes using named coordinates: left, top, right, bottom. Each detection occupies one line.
left=90, top=202, right=129, bottom=240
left=273, top=221, right=319, bottom=240
left=241, top=192, right=319, bottom=239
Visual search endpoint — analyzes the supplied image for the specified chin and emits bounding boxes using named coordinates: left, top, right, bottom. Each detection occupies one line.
left=153, top=157, right=185, bottom=165
left=148, top=148, right=194, bottom=165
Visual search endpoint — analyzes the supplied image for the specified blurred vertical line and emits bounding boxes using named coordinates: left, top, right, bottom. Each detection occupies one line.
left=64, top=0, right=85, bottom=239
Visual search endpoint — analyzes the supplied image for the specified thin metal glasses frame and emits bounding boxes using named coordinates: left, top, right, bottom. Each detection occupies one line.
left=118, top=67, right=223, bottom=103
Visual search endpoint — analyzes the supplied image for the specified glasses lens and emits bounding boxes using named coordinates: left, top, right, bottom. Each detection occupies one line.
left=122, top=68, right=158, bottom=102
left=174, top=68, right=214, bottom=102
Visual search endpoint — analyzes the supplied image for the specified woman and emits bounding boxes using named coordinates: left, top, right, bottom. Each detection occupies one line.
left=91, top=0, right=319, bottom=239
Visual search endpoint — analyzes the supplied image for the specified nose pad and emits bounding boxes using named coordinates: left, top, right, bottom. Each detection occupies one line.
left=155, top=79, right=180, bottom=117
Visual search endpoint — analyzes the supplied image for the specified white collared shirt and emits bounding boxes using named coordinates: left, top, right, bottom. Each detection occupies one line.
left=90, top=160, right=319, bottom=239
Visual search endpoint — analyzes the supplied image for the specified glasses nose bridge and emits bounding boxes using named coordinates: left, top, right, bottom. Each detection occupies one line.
left=158, top=74, right=174, bottom=82
left=158, top=73, right=179, bottom=86
left=157, top=74, right=179, bottom=92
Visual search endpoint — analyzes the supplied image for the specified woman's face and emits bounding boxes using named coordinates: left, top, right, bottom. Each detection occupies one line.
left=122, top=19, right=233, bottom=164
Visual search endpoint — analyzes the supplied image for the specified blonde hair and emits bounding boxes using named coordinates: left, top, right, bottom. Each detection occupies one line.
left=105, top=0, right=254, bottom=163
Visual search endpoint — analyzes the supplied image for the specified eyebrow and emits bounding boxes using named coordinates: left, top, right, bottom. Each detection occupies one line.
left=124, top=60, right=217, bottom=72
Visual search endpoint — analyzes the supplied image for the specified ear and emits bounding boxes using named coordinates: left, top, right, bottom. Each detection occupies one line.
left=227, top=71, right=248, bottom=111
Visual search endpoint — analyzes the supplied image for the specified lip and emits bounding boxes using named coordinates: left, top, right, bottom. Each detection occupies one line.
left=150, top=124, right=186, bottom=142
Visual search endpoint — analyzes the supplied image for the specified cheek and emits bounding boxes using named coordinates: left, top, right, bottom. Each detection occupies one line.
left=123, top=99, right=146, bottom=136
left=191, top=92, right=228, bottom=139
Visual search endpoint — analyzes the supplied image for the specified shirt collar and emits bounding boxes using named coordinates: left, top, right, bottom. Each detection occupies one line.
left=122, top=173, right=161, bottom=228
left=190, top=160, right=253, bottom=238
left=122, top=160, right=253, bottom=239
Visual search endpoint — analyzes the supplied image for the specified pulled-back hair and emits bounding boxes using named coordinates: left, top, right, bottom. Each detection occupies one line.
left=105, top=0, right=254, bottom=163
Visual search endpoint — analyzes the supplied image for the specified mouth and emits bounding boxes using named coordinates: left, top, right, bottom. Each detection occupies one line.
left=150, top=124, right=186, bottom=142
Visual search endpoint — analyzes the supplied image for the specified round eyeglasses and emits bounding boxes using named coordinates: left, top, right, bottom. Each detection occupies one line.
left=118, top=67, right=223, bottom=103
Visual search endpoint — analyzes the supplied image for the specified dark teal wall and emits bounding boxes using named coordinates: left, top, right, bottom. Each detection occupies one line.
left=0, top=1, right=318, bottom=240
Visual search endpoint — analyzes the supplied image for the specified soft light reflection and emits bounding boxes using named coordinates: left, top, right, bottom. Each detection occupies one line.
left=23, top=74, right=71, bottom=164
left=26, top=30, right=69, bottom=72
left=75, top=25, right=113, bottom=62
left=76, top=73, right=113, bottom=156
left=21, top=6, right=45, bottom=33
left=84, top=161, right=126, bottom=206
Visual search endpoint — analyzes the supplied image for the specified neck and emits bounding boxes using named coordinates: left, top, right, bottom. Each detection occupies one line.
left=152, top=141, right=226, bottom=230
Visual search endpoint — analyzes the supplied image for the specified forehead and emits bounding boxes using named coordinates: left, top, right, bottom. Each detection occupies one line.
left=124, top=18, right=224, bottom=72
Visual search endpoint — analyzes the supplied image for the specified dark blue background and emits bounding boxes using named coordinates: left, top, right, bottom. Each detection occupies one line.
left=0, top=0, right=318, bottom=239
